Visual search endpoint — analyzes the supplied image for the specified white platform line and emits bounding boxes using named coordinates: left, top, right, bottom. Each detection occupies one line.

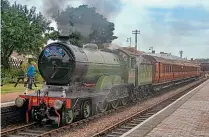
left=120, top=79, right=209, bottom=137
left=1, top=101, right=15, bottom=108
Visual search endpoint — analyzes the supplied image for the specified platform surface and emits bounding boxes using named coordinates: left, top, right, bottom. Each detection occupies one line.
left=121, top=79, right=209, bottom=137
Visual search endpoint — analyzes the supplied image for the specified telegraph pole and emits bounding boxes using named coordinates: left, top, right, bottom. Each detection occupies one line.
left=132, top=30, right=140, bottom=86
left=127, top=37, right=131, bottom=47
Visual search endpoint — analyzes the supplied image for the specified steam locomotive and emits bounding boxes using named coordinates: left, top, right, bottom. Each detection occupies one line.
left=15, top=36, right=201, bottom=126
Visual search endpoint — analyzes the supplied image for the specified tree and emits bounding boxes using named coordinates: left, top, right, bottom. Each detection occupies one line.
left=1, top=0, right=58, bottom=69
left=54, top=5, right=117, bottom=48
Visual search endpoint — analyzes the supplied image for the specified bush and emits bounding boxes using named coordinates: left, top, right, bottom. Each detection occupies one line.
left=34, top=72, right=44, bottom=83
left=1, top=69, right=19, bottom=84
left=21, top=62, right=28, bottom=72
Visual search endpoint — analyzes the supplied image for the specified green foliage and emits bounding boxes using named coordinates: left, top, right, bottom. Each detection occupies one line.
left=1, top=69, right=19, bottom=84
left=1, top=0, right=58, bottom=69
left=35, top=73, right=44, bottom=82
left=54, top=5, right=117, bottom=48
left=21, top=62, right=28, bottom=72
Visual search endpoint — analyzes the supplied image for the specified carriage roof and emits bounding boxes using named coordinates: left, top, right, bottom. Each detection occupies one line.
left=142, top=54, right=200, bottom=67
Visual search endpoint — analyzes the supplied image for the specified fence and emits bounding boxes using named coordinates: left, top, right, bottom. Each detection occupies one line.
left=8, top=58, right=24, bottom=69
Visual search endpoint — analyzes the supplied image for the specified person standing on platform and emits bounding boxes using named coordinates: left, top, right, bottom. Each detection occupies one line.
left=26, top=60, right=35, bottom=90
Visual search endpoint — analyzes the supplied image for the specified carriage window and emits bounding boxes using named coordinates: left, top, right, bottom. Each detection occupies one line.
left=167, top=65, right=169, bottom=73
left=168, top=65, right=170, bottom=73
left=163, top=65, right=165, bottom=73
left=164, top=65, right=166, bottom=73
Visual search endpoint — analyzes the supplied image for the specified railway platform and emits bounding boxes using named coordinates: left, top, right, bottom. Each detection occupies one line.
left=120, top=79, right=209, bottom=137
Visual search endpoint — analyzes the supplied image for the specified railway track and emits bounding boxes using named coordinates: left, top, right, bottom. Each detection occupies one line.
left=1, top=102, right=133, bottom=137
left=1, top=109, right=122, bottom=137
left=1, top=105, right=26, bottom=128
left=91, top=79, right=206, bottom=137
left=1, top=78, right=205, bottom=137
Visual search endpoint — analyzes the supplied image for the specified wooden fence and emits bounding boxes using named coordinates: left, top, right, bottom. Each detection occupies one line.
left=8, top=58, right=24, bottom=69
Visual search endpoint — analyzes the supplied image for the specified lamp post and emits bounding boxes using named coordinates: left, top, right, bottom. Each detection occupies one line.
left=126, top=37, right=131, bottom=47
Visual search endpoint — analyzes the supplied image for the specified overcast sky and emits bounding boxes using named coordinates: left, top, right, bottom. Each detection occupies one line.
left=9, top=0, right=209, bottom=59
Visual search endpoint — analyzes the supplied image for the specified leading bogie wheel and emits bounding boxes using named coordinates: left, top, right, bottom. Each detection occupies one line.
left=82, top=100, right=91, bottom=119
left=62, top=109, right=74, bottom=125
left=66, top=110, right=74, bottom=124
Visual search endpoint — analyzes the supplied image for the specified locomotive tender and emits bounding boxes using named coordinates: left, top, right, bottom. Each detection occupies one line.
left=15, top=37, right=201, bottom=126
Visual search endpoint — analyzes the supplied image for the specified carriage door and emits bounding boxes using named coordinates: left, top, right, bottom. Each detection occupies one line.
left=128, top=57, right=136, bottom=84
left=155, top=62, right=160, bottom=83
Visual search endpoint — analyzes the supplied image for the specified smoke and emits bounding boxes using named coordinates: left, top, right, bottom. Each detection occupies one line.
left=41, top=0, right=70, bottom=34
left=41, top=0, right=123, bottom=36
left=82, top=0, right=123, bottom=19
left=42, top=0, right=68, bottom=19
left=42, top=0, right=123, bottom=19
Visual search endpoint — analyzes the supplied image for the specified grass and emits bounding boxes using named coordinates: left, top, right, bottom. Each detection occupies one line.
left=1, top=83, right=43, bottom=94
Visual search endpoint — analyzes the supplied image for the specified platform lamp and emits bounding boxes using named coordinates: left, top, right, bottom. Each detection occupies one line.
left=127, top=37, right=131, bottom=47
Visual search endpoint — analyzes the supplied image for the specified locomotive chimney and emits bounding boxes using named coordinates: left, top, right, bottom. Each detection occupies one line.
left=57, top=29, right=71, bottom=43
left=58, top=35, right=70, bottom=42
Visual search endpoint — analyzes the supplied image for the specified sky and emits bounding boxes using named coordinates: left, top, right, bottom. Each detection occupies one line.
left=8, top=0, right=209, bottom=59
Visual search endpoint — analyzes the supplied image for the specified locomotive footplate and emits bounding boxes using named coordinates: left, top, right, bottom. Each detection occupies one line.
left=17, top=87, right=109, bottom=125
